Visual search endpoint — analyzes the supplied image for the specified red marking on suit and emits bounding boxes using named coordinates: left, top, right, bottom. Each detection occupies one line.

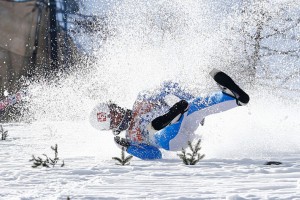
left=97, top=112, right=107, bottom=122
left=129, top=128, right=143, bottom=142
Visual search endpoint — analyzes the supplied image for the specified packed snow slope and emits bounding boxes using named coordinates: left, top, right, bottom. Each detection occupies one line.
left=1, top=0, right=300, bottom=199
left=0, top=108, right=300, bottom=199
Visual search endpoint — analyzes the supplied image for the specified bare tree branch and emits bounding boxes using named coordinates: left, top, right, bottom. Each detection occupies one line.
left=263, top=18, right=300, bottom=39
left=260, top=46, right=300, bottom=58
left=280, top=71, right=300, bottom=85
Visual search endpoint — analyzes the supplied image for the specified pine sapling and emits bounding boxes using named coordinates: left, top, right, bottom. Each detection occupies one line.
left=30, top=144, right=65, bottom=168
left=30, top=154, right=51, bottom=168
left=49, top=144, right=59, bottom=167
left=177, top=139, right=205, bottom=165
left=0, top=125, right=8, bottom=140
left=178, top=148, right=189, bottom=165
left=112, top=147, right=133, bottom=165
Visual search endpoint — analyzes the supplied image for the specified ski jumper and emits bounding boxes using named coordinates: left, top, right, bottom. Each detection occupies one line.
left=125, top=81, right=238, bottom=160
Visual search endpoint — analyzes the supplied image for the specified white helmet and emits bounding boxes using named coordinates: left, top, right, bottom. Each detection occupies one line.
left=89, top=103, right=111, bottom=130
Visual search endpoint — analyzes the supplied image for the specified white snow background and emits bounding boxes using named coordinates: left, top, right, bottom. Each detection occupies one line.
left=1, top=0, right=300, bottom=199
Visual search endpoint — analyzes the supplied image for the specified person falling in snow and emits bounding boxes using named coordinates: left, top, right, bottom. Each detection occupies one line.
left=89, top=69, right=250, bottom=160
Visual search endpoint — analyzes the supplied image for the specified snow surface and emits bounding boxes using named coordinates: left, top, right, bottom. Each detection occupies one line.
left=1, top=97, right=300, bottom=199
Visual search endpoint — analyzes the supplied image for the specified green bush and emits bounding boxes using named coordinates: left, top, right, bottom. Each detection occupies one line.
left=177, top=139, right=205, bottom=165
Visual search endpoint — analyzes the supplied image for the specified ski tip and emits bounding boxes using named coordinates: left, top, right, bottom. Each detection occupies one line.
left=209, top=68, right=221, bottom=78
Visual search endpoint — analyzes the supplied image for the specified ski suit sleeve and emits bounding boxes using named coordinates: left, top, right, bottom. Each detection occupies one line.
left=159, top=81, right=194, bottom=101
left=127, top=143, right=162, bottom=160
left=136, top=81, right=194, bottom=103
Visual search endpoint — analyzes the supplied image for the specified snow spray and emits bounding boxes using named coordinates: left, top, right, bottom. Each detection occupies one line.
left=23, top=0, right=300, bottom=160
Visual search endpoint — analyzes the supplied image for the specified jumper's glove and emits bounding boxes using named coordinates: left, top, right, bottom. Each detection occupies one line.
left=114, top=136, right=131, bottom=149
left=112, top=129, right=121, bottom=135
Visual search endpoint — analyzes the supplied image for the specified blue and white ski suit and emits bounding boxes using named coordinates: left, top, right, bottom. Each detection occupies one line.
left=125, top=82, right=238, bottom=160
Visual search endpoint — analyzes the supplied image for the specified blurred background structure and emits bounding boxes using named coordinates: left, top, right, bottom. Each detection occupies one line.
left=0, top=0, right=85, bottom=120
left=0, top=0, right=82, bottom=94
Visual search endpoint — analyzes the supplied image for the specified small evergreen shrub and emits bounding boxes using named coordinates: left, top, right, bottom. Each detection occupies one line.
left=30, top=144, right=65, bottom=168
left=0, top=125, right=8, bottom=140
left=177, top=139, right=205, bottom=165
left=112, top=147, right=133, bottom=165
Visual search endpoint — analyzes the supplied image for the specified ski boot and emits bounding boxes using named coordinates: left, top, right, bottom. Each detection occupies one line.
left=209, top=68, right=250, bottom=106
left=147, top=99, right=189, bottom=134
